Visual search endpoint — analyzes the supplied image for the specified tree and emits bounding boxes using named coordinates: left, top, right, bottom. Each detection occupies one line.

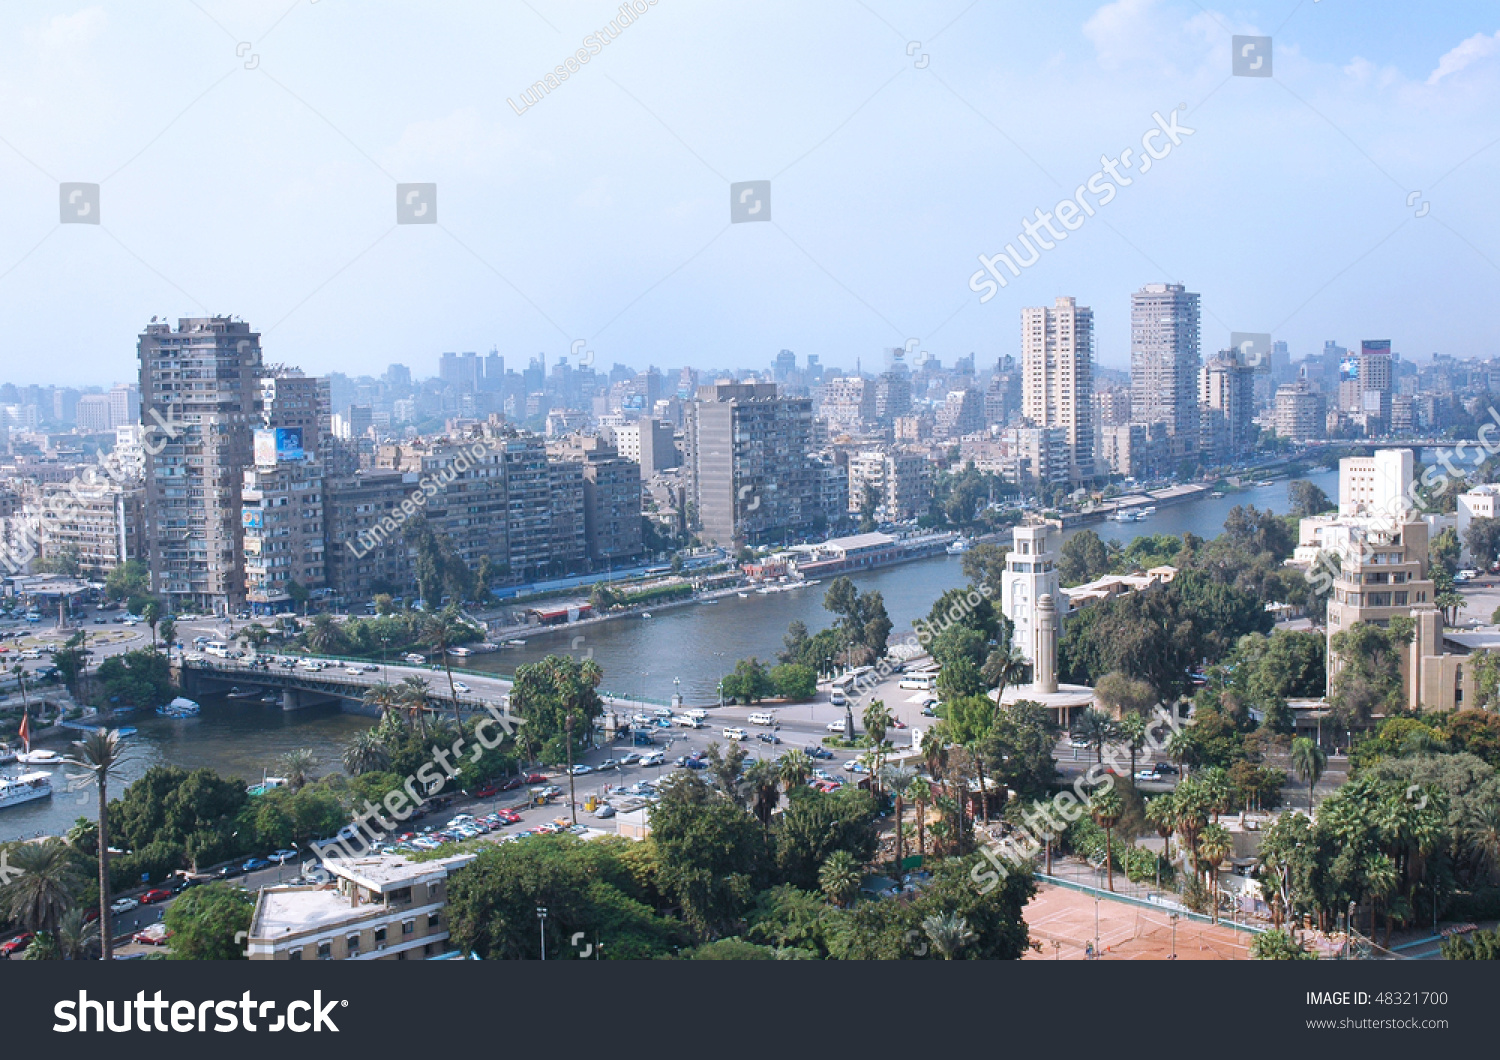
left=105, top=559, right=150, bottom=603
left=863, top=699, right=892, bottom=778
left=1287, top=480, right=1333, bottom=518
left=52, top=631, right=89, bottom=696
left=881, top=764, right=918, bottom=875
left=304, top=614, right=347, bottom=655
left=425, top=606, right=473, bottom=729
left=769, top=663, right=816, bottom=701
left=1117, top=711, right=1149, bottom=780
left=55, top=907, right=100, bottom=961
left=744, top=759, right=781, bottom=838
left=1145, top=796, right=1176, bottom=884
left=1431, top=526, right=1461, bottom=577
left=343, top=730, right=391, bottom=776
left=1075, top=708, right=1118, bottom=765
left=1251, top=928, right=1317, bottom=960
left=157, top=616, right=177, bottom=654
left=777, top=749, right=813, bottom=791
left=509, top=655, right=605, bottom=766
left=819, top=850, right=862, bottom=908
left=0, top=838, right=82, bottom=934
left=922, top=911, right=977, bottom=959
left=1059, top=529, right=1112, bottom=585
left=163, top=883, right=256, bottom=960
left=1090, top=788, right=1124, bottom=892
left=64, top=729, right=127, bottom=961
left=1466, top=516, right=1500, bottom=570
left=142, top=598, right=162, bottom=651
left=279, top=749, right=319, bottom=791
left=649, top=772, right=763, bottom=937
left=1291, top=736, right=1327, bottom=810
left=1197, top=822, right=1232, bottom=922
left=721, top=658, right=775, bottom=704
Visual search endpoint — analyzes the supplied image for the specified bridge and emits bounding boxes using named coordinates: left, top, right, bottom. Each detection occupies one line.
left=172, top=655, right=514, bottom=715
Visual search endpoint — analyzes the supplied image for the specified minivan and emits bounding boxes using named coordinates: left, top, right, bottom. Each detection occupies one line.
left=674, top=715, right=702, bottom=728
left=829, top=690, right=847, bottom=707
left=747, top=712, right=775, bottom=726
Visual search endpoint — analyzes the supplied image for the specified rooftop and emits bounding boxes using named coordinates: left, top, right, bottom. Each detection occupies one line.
left=254, top=886, right=365, bottom=939
left=324, top=852, right=474, bottom=893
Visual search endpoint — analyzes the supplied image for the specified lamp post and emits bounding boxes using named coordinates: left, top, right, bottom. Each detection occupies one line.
left=537, top=906, right=548, bottom=960
left=1169, top=913, right=1178, bottom=959
left=380, top=635, right=390, bottom=683
left=713, top=652, right=726, bottom=707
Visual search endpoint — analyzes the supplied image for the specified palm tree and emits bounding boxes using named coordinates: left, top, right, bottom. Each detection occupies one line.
left=343, top=730, right=391, bottom=776
left=423, top=607, right=467, bottom=729
left=1076, top=708, right=1118, bottom=766
left=909, top=776, right=931, bottom=860
left=362, top=681, right=401, bottom=726
left=305, top=614, right=344, bottom=655
left=1167, top=726, right=1202, bottom=778
left=982, top=643, right=1028, bottom=716
left=1090, top=787, right=1124, bottom=892
left=55, top=906, right=100, bottom=961
left=881, top=764, right=918, bottom=876
left=142, top=598, right=161, bottom=651
left=564, top=712, right=577, bottom=825
left=279, top=748, right=319, bottom=791
left=157, top=616, right=176, bottom=656
left=777, top=749, right=813, bottom=791
left=921, top=911, right=976, bottom=959
left=863, top=699, right=892, bottom=785
left=819, top=850, right=861, bottom=908
left=1465, top=802, right=1500, bottom=883
left=397, top=675, right=432, bottom=732
left=1118, top=712, right=1148, bottom=780
left=1291, top=737, right=1327, bottom=811
left=1145, top=795, right=1176, bottom=887
left=745, top=759, right=780, bottom=839
left=1196, top=822, right=1232, bottom=924
left=0, top=838, right=82, bottom=934
left=63, top=729, right=126, bottom=960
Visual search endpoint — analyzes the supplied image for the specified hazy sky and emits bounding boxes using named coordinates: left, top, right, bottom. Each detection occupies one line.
left=2, top=0, right=1498, bottom=386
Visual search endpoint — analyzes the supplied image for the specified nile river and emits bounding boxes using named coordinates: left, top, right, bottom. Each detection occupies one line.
left=1, top=468, right=1335, bottom=842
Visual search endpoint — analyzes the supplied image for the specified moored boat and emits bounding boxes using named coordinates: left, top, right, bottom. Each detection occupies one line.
left=0, top=771, right=52, bottom=810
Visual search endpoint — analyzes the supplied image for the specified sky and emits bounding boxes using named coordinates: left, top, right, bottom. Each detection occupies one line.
left=1, top=0, right=1498, bottom=386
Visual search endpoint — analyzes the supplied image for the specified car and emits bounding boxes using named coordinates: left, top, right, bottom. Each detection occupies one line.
left=826, top=720, right=851, bottom=733
left=921, top=705, right=938, bottom=717
left=1134, top=769, right=1159, bottom=782
left=684, top=708, right=709, bottom=720
left=593, top=804, right=616, bottom=819
left=683, top=758, right=708, bottom=769
left=1152, top=762, right=1179, bottom=776
left=892, top=719, right=908, bottom=729
left=639, top=752, right=664, bottom=767
left=747, top=712, right=775, bottom=726
left=472, top=782, right=503, bottom=799
left=139, top=888, right=174, bottom=905
left=269, top=849, right=299, bottom=864
left=110, top=897, right=140, bottom=915
left=568, top=764, right=593, bottom=776
left=523, top=772, right=549, bottom=784
left=843, top=760, right=869, bottom=774
left=1, top=932, right=34, bottom=957
left=756, top=732, right=781, bottom=744
left=631, top=713, right=653, bottom=725
left=241, top=857, right=273, bottom=872
left=806, top=746, right=834, bottom=759
left=598, top=758, right=620, bottom=771
left=345, top=666, right=363, bottom=675
left=1068, top=736, right=1090, bottom=749
left=721, top=727, right=748, bottom=741
left=619, top=752, right=642, bottom=766
left=93, top=617, right=107, bottom=624
left=452, top=682, right=472, bottom=694
left=132, top=924, right=171, bottom=947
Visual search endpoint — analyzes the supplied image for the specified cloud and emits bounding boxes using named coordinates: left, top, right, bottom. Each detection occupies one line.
left=1428, top=29, right=1500, bottom=85
left=1082, top=0, right=1163, bottom=70
left=23, top=6, right=108, bottom=56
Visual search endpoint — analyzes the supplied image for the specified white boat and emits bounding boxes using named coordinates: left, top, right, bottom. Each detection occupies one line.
left=1210, top=491, right=1224, bottom=499
left=640, top=613, right=653, bottom=619
left=946, top=538, right=970, bottom=555
left=447, top=646, right=473, bottom=658
left=1142, top=506, right=1157, bottom=514
left=17, top=748, right=61, bottom=765
left=737, top=592, right=749, bottom=598
left=0, top=771, right=52, bottom=809
left=156, top=696, right=201, bottom=718
left=505, top=639, right=527, bottom=647
left=699, top=598, right=718, bottom=605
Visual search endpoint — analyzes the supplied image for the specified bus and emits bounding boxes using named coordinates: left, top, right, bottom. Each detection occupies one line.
left=831, top=666, right=875, bottom=694
left=204, top=640, right=232, bottom=658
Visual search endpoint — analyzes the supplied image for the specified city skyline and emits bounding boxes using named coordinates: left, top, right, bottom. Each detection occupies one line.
left=0, top=1, right=1497, bottom=384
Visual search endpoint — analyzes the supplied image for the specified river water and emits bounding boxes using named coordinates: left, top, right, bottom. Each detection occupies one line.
left=2, top=467, right=1337, bottom=842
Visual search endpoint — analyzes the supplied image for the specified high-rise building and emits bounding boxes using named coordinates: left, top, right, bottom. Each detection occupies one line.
left=874, top=369, right=912, bottom=425
left=242, top=429, right=325, bottom=614
left=684, top=383, right=825, bottom=546
left=847, top=449, right=932, bottom=521
left=612, top=419, right=678, bottom=478
left=139, top=316, right=263, bottom=614
left=1022, top=297, right=1094, bottom=483
left=552, top=436, right=643, bottom=567
left=38, top=481, right=146, bottom=578
left=818, top=376, right=874, bottom=433
left=1129, top=283, right=1200, bottom=464
left=934, top=388, right=984, bottom=441
left=74, top=394, right=114, bottom=432
left=1198, top=350, right=1257, bottom=463
left=109, top=384, right=140, bottom=428
left=324, top=468, right=416, bottom=601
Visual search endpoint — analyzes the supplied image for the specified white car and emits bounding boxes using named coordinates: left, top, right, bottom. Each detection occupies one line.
left=452, top=682, right=471, bottom=694
left=722, top=727, right=748, bottom=741
left=639, top=752, right=664, bottom=767
left=684, top=708, right=709, bottom=720
left=110, top=897, right=139, bottom=915
left=345, top=666, right=363, bottom=676
left=826, top=720, right=851, bottom=733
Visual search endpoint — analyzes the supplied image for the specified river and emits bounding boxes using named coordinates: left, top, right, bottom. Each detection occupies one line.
left=1, top=467, right=1338, bottom=842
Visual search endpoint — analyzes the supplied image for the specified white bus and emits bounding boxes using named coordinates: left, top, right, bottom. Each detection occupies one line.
left=204, top=640, right=232, bottom=658
left=831, top=666, right=875, bottom=694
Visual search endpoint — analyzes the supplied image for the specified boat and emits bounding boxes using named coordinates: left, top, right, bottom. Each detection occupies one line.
left=0, top=771, right=52, bottom=809
left=505, top=639, right=527, bottom=647
left=261, top=691, right=282, bottom=704
left=1210, top=491, right=1224, bottom=499
left=17, top=748, right=61, bottom=765
left=1107, top=509, right=1138, bottom=522
left=640, top=613, right=653, bottom=619
left=227, top=687, right=259, bottom=699
left=247, top=775, right=289, bottom=797
left=699, top=598, right=718, bottom=605
left=737, top=592, right=749, bottom=598
left=946, top=538, right=971, bottom=555
left=1142, top=506, right=1157, bottom=514
left=156, top=696, right=201, bottom=718
left=447, top=646, right=473, bottom=658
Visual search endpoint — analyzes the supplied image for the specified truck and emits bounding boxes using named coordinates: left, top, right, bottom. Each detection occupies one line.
left=674, top=715, right=703, bottom=729
left=631, top=729, right=658, bottom=746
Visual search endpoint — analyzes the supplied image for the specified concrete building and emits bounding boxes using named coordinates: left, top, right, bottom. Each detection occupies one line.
left=684, top=383, right=826, bottom=546
left=1099, top=423, right=1147, bottom=478
left=611, top=418, right=678, bottom=478
left=1000, top=523, right=1060, bottom=672
left=1457, top=484, right=1500, bottom=563
left=874, top=370, right=912, bottom=425
left=1273, top=381, right=1326, bottom=443
left=934, top=388, right=984, bottom=441
left=138, top=316, right=263, bottom=614
left=242, top=429, right=325, bottom=614
left=247, top=853, right=473, bottom=961
left=1338, top=449, right=1414, bottom=518
left=847, top=448, right=931, bottom=521
left=323, top=469, right=415, bottom=600
left=74, top=393, right=114, bottom=432
left=818, top=376, right=874, bottom=433
left=1129, top=283, right=1201, bottom=464
left=1198, top=350, right=1257, bottom=463
left=37, top=481, right=145, bottom=577
left=1021, top=297, right=1094, bottom=484
left=997, top=426, right=1070, bottom=492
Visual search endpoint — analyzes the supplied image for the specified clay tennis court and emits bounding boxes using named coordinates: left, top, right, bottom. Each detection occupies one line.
left=1023, top=883, right=1253, bottom=960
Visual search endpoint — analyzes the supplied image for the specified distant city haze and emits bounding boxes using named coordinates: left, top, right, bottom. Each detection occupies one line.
left=0, top=1, right=1497, bottom=383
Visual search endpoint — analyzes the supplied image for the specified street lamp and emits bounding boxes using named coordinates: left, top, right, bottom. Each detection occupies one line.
left=1169, top=913, right=1178, bottom=959
left=713, top=652, right=726, bottom=708
left=537, top=906, right=548, bottom=960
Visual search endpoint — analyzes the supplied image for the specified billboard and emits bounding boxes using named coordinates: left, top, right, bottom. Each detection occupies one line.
left=253, top=427, right=305, bottom=465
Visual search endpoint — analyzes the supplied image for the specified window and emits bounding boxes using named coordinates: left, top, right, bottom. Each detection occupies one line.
left=317, top=941, right=331, bottom=960
left=289, top=950, right=302, bottom=961
left=402, top=919, right=415, bottom=935
left=374, top=927, right=387, bottom=944
left=427, top=912, right=441, bottom=930
left=346, top=934, right=361, bottom=957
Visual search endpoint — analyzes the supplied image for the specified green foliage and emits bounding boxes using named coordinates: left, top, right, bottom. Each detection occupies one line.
left=1465, top=516, right=1500, bottom=570
left=769, top=663, right=817, bottom=702
left=163, top=883, right=256, bottom=960
left=1442, top=927, right=1500, bottom=959
left=510, top=654, right=605, bottom=765
left=774, top=788, right=879, bottom=891
left=96, top=650, right=175, bottom=708
left=721, top=657, right=775, bottom=703
left=1328, top=622, right=1409, bottom=728
left=1059, top=529, right=1113, bottom=586
left=822, top=577, right=893, bottom=665
left=982, top=700, right=1060, bottom=802
left=104, top=560, right=150, bottom=603
left=1287, top=480, right=1333, bottom=518
left=111, top=767, right=248, bottom=870
left=1251, top=928, right=1317, bottom=960
left=648, top=773, right=765, bottom=938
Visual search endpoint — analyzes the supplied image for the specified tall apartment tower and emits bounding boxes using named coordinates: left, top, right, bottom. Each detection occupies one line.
left=138, top=317, right=263, bottom=614
left=684, top=382, right=820, bottom=546
left=1129, top=283, right=1201, bottom=463
left=1022, top=296, right=1095, bottom=484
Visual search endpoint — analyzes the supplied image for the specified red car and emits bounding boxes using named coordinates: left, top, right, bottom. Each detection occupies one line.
left=523, top=772, right=548, bottom=784
left=500, top=777, right=524, bottom=791
left=0, top=933, right=33, bottom=958
left=471, top=783, right=503, bottom=799
left=497, top=809, right=522, bottom=824
left=139, top=888, right=174, bottom=905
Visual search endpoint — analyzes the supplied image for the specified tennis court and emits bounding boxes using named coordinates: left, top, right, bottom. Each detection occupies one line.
left=1023, top=882, right=1253, bottom=960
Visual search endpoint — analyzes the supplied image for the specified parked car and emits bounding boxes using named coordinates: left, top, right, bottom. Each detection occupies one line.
left=139, top=888, right=174, bottom=905
left=639, top=752, right=665, bottom=767
left=110, top=897, right=139, bottom=915
left=523, top=772, right=549, bottom=784
left=132, top=924, right=171, bottom=947
left=568, top=764, right=593, bottom=776
left=593, top=804, right=616, bottom=819
left=241, top=857, right=272, bottom=872
left=472, top=782, right=503, bottom=799
left=1, top=932, right=34, bottom=957
left=269, top=849, right=299, bottom=864
left=1152, top=762, right=1179, bottom=776
left=597, top=758, right=619, bottom=771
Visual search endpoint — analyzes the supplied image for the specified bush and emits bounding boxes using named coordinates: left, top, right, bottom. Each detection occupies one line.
left=1251, top=928, right=1317, bottom=960
left=111, top=839, right=187, bottom=890
left=770, top=663, right=817, bottom=702
left=1441, top=927, right=1500, bottom=959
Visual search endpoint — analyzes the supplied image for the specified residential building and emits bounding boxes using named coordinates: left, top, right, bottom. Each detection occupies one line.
left=138, top=316, right=263, bottom=614
left=847, top=448, right=932, bottom=521
left=934, top=388, right=983, bottom=441
left=1273, top=381, right=1326, bottom=443
left=1457, top=485, right=1500, bottom=563
left=242, top=430, right=325, bottom=614
left=1198, top=350, right=1257, bottom=463
left=37, top=481, right=145, bottom=577
left=1099, top=423, right=1147, bottom=478
left=246, top=854, right=473, bottom=961
left=818, top=376, right=874, bottom=433
left=1129, top=283, right=1200, bottom=464
left=74, top=393, right=114, bottom=432
left=1021, top=296, right=1094, bottom=484
left=323, top=469, right=415, bottom=600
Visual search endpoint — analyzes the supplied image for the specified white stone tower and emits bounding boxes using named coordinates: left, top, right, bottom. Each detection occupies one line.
left=1001, top=523, right=1061, bottom=670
